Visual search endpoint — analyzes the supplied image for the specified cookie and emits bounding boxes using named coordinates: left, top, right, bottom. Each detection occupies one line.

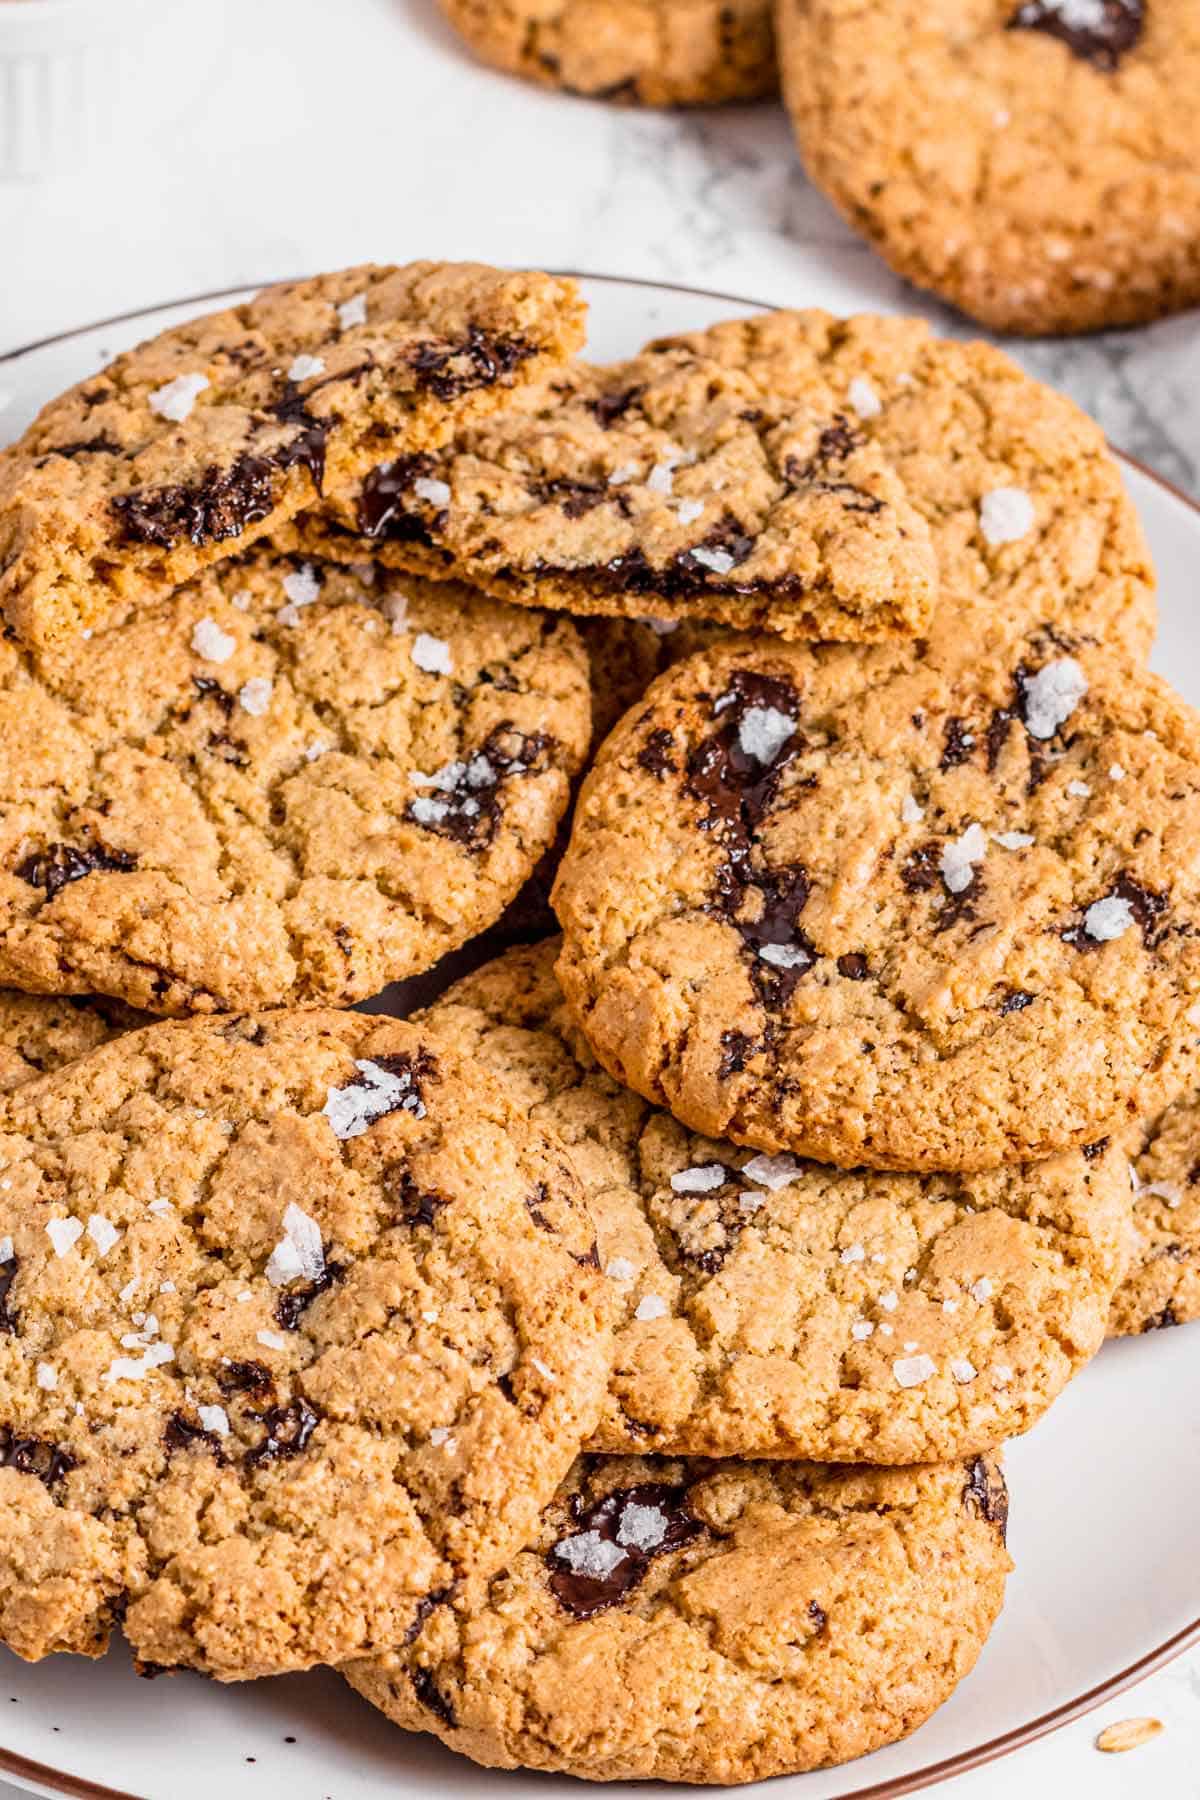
left=278, top=338, right=941, bottom=644
left=779, top=0, right=1200, bottom=335
left=1108, top=1054, right=1200, bottom=1336
left=553, top=632, right=1200, bottom=1171
left=437, top=0, right=776, bottom=104
left=0, top=262, right=585, bottom=648
left=345, top=1452, right=1011, bottom=1782
left=428, top=941, right=1130, bottom=1461
left=0, top=992, right=143, bottom=1094
left=0, top=1010, right=612, bottom=1679
left=0, top=551, right=590, bottom=1015
left=286, top=310, right=1155, bottom=659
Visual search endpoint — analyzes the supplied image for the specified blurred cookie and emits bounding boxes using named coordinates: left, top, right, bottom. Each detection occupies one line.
left=1109, top=1055, right=1200, bottom=1336
left=346, top=1452, right=1010, bottom=1782
left=438, top=0, right=776, bottom=104
left=429, top=941, right=1130, bottom=1462
left=778, top=0, right=1200, bottom=334
left=0, top=262, right=584, bottom=647
left=554, top=632, right=1200, bottom=1170
left=0, top=553, right=590, bottom=1014
left=0, top=1011, right=611, bottom=1678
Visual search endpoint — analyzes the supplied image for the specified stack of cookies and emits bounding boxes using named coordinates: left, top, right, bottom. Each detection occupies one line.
left=0, top=261, right=1194, bottom=1787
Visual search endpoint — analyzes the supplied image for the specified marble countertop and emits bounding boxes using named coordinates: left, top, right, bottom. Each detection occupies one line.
left=0, top=0, right=1197, bottom=1795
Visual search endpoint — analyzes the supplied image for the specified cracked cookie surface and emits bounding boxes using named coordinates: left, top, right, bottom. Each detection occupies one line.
left=437, top=0, right=776, bottom=103
left=280, top=330, right=940, bottom=643
left=0, top=262, right=584, bottom=648
left=1109, top=1052, right=1200, bottom=1336
left=779, top=0, right=1200, bottom=335
left=0, top=1010, right=611, bottom=1679
left=0, top=992, right=143, bottom=1094
left=345, top=1452, right=1011, bottom=1783
left=287, top=309, right=1154, bottom=658
left=0, top=551, right=590, bottom=1015
left=428, top=942, right=1130, bottom=1460
left=554, top=632, right=1200, bottom=1170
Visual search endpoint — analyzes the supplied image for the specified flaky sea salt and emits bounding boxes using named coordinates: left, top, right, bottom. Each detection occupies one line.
left=324, top=1058, right=425, bottom=1139
left=743, top=1154, right=803, bottom=1190
left=554, top=1531, right=627, bottom=1578
left=1021, top=658, right=1087, bottom=739
left=86, top=1215, right=120, bottom=1257
left=690, top=546, right=735, bottom=576
left=191, top=617, right=236, bottom=664
left=1083, top=895, right=1134, bottom=942
left=412, top=632, right=452, bottom=675
left=337, top=292, right=368, bottom=330
left=994, top=830, right=1034, bottom=849
left=901, top=793, right=925, bottom=824
left=840, top=1243, right=866, bottom=1265
left=256, top=1329, right=286, bottom=1352
left=878, top=1291, right=899, bottom=1313
left=675, top=499, right=704, bottom=526
left=1067, top=779, right=1091, bottom=798
left=103, top=1342, right=173, bottom=1383
left=149, top=372, right=209, bottom=422
left=0, top=1238, right=12, bottom=1265
left=851, top=1320, right=875, bottom=1341
left=759, top=943, right=811, bottom=969
left=45, top=1217, right=83, bottom=1258
left=198, top=1405, right=230, bottom=1436
left=288, top=354, right=326, bottom=382
left=266, top=1203, right=325, bottom=1286
left=239, top=677, right=273, bottom=717
left=893, top=1354, right=937, bottom=1388
left=737, top=705, right=794, bottom=765
left=670, top=1165, right=726, bottom=1194
left=634, top=1294, right=668, bottom=1322
left=848, top=375, right=882, bottom=419
left=950, top=1357, right=978, bottom=1384
left=979, top=486, right=1035, bottom=546
left=36, top=1363, right=57, bottom=1390
left=940, top=822, right=987, bottom=894
left=617, top=1502, right=668, bottom=1551
left=413, top=477, right=451, bottom=507
left=970, top=1277, right=993, bottom=1303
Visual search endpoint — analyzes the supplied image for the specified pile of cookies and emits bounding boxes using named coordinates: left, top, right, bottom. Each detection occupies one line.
left=433, top=0, right=1200, bottom=337
left=0, top=259, right=1194, bottom=1786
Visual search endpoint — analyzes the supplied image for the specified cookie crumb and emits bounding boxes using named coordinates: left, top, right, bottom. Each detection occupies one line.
left=191, top=618, right=236, bottom=664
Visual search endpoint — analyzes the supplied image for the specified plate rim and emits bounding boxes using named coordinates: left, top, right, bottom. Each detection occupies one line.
left=0, top=271, right=1197, bottom=1800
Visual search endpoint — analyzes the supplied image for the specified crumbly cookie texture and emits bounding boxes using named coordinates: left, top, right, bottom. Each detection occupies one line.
left=0, top=1012, right=611, bottom=1680
left=554, top=633, right=1200, bottom=1171
left=438, top=0, right=776, bottom=103
left=0, top=263, right=585, bottom=648
left=427, top=942, right=1130, bottom=1461
left=287, top=310, right=1154, bottom=659
left=280, top=335, right=940, bottom=643
left=345, top=1452, right=1011, bottom=1783
left=0, top=992, right=143, bottom=1094
left=779, top=0, right=1200, bottom=335
left=0, top=552, right=590, bottom=1015
left=1108, top=1047, right=1200, bottom=1336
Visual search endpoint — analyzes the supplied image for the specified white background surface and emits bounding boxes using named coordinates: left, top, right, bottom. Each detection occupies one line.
left=1, top=3, right=1199, bottom=1795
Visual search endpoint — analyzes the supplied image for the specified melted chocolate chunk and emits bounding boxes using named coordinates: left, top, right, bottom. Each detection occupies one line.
left=112, top=455, right=277, bottom=549
left=0, top=1426, right=76, bottom=1490
left=245, top=1397, right=321, bottom=1468
left=16, top=841, right=138, bottom=902
left=163, top=1411, right=228, bottom=1464
left=206, top=732, right=249, bottom=768
left=962, top=1458, right=1009, bottom=1539
left=216, top=1359, right=275, bottom=1399
left=409, top=1666, right=458, bottom=1729
left=651, top=1164, right=754, bottom=1274
left=408, top=326, right=532, bottom=402
left=784, top=419, right=883, bottom=512
left=718, top=1029, right=759, bottom=1077
left=34, top=435, right=122, bottom=466
left=638, top=727, right=677, bottom=779
left=191, top=675, right=235, bottom=715
left=385, top=1168, right=446, bottom=1229
left=1142, top=1303, right=1180, bottom=1332
left=1081, top=1136, right=1110, bottom=1160
left=678, top=521, right=755, bottom=578
left=533, top=478, right=611, bottom=519
left=357, top=454, right=440, bottom=540
left=999, top=988, right=1035, bottom=1015
left=403, top=1588, right=453, bottom=1646
left=900, top=842, right=941, bottom=894
left=0, top=1256, right=18, bottom=1334
left=985, top=707, right=1018, bottom=773
left=1063, top=872, right=1169, bottom=950
left=1008, top=0, right=1143, bottom=71
left=940, top=717, right=976, bottom=770
left=274, top=1261, right=346, bottom=1332
left=547, top=1480, right=703, bottom=1619
left=367, top=1048, right=440, bottom=1124
left=837, top=952, right=869, bottom=980
left=725, top=864, right=815, bottom=1006
left=589, top=385, right=643, bottom=427
left=406, top=726, right=554, bottom=850
left=269, top=384, right=332, bottom=493
left=807, top=1599, right=828, bottom=1634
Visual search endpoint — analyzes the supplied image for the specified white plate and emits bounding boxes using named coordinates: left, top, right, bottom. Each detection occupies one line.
left=0, top=274, right=1197, bottom=1800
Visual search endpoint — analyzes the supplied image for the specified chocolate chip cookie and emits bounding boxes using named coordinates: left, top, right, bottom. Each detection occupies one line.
left=0, top=992, right=142, bottom=1094
left=438, top=0, right=776, bottom=104
left=427, top=941, right=1130, bottom=1460
left=1108, top=1050, right=1200, bottom=1336
left=0, top=1010, right=611, bottom=1679
left=0, top=263, right=585, bottom=648
left=554, top=632, right=1200, bottom=1171
left=287, top=310, right=1154, bottom=659
left=779, top=0, right=1200, bottom=334
left=0, top=552, right=590, bottom=1015
left=345, top=1453, right=1011, bottom=1782
left=280, top=336, right=941, bottom=643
